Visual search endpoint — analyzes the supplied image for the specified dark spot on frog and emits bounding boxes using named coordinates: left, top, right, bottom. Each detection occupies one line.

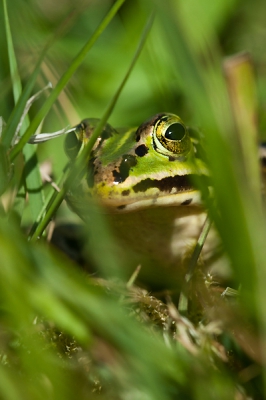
left=112, top=154, right=137, bottom=184
left=261, top=157, right=266, bottom=168
left=168, top=156, right=175, bottom=162
left=132, top=175, right=209, bottom=194
left=260, top=143, right=266, bottom=169
left=112, top=170, right=123, bottom=184
left=181, top=198, right=192, bottom=205
left=117, top=204, right=126, bottom=210
left=135, top=134, right=140, bottom=142
left=135, top=144, right=148, bottom=157
left=122, top=189, right=130, bottom=196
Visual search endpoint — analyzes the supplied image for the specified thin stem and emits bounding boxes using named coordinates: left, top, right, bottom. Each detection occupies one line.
left=178, top=215, right=212, bottom=314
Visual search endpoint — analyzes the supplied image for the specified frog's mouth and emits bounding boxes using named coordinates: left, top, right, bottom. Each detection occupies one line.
left=112, top=189, right=204, bottom=213
left=99, top=173, right=210, bottom=213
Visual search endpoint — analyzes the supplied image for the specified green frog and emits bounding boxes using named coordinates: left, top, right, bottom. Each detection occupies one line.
left=65, top=113, right=220, bottom=286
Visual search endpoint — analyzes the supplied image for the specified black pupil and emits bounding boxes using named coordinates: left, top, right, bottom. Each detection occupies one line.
left=165, top=123, right=185, bottom=141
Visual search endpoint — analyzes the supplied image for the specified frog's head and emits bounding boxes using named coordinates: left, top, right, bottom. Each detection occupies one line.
left=65, top=113, right=209, bottom=214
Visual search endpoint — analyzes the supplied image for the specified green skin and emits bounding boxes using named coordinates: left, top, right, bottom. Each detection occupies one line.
left=66, top=113, right=218, bottom=285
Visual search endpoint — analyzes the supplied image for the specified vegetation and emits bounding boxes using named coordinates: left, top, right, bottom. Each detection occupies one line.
left=0, top=0, right=266, bottom=398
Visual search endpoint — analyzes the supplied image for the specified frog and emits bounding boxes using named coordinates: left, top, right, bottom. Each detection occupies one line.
left=65, top=113, right=220, bottom=287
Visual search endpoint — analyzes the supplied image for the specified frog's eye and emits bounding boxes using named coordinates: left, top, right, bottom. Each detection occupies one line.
left=165, top=123, right=186, bottom=141
left=153, top=114, right=191, bottom=158
left=64, top=130, right=82, bottom=160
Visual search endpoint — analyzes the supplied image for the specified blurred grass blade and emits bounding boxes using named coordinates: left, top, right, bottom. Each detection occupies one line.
left=0, top=366, right=22, bottom=400
left=9, top=0, right=127, bottom=162
left=0, top=144, right=11, bottom=196
left=3, top=0, right=44, bottom=222
left=224, top=53, right=260, bottom=198
left=30, top=12, right=155, bottom=242
left=156, top=0, right=262, bottom=299
left=1, top=27, right=47, bottom=148
left=14, top=83, right=52, bottom=145
left=27, top=169, right=66, bottom=240
left=21, top=145, right=45, bottom=223
left=3, top=0, right=22, bottom=106
left=223, top=56, right=266, bottom=391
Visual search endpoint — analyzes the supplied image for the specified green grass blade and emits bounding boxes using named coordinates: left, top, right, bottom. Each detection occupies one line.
left=0, top=366, right=22, bottom=400
left=1, top=39, right=46, bottom=149
left=3, top=0, right=22, bottom=105
left=3, top=0, right=44, bottom=222
left=178, top=216, right=212, bottom=314
left=27, top=169, right=66, bottom=240
left=21, top=145, right=45, bottom=223
left=0, top=144, right=10, bottom=196
left=9, top=0, right=126, bottom=162
left=29, top=11, right=155, bottom=242
left=224, top=53, right=260, bottom=197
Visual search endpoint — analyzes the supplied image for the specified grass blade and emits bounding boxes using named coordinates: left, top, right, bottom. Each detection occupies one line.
left=3, top=0, right=44, bottom=222
left=178, top=216, right=212, bottom=314
left=3, top=0, right=22, bottom=105
left=224, top=53, right=260, bottom=197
